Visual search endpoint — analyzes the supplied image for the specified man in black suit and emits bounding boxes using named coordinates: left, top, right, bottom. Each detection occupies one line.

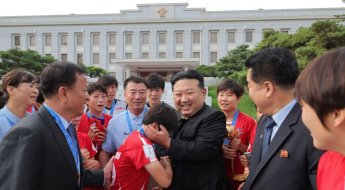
left=0, top=62, right=114, bottom=190
left=242, top=48, right=324, bottom=190
left=145, top=70, right=228, bottom=190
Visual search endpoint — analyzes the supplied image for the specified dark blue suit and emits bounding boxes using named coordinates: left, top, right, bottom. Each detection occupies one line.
left=243, top=103, right=324, bottom=190
left=0, top=107, right=104, bottom=190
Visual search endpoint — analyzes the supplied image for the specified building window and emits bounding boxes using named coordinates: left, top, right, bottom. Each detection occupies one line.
left=141, top=32, right=149, bottom=45
left=92, top=33, right=100, bottom=46
left=159, top=52, right=166, bottom=58
left=192, top=31, right=200, bottom=44
left=109, top=53, right=116, bottom=63
left=176, top=52, right=183, bottom=58
left=93, top=53, right=99, bottom=64
left=125, top=33, right=132, bottom=45
left=141, top=52, right=149, bottom=59
left=108, top=33, right=116, bottom=46
left=77, top=53, right=83, bottom=64
left=245, top=30, right=253, bottom=43
left=193, top=52, right=200, bottom=58
left=158, top=32, right=166, bottom=44
left=175, top=32, right=183, bottom=44
left=228, top=31, right=235, bottom=43
left=61, top=54, right=67, bottom=62
left=210, top=31, right=218, bottom=44
left=45, top=54, right=51, bottom=57
left=210, top=52, right=218, bottom=63
left=76, top=34, right=83, bottom=46
left=125, top=53, right=132, bottom=59
left=44, top=34, right=51, bottom=46
left=60, top=34, right=67, bottom=46
left=13, top=35, right=20, bottom=47
left=280, top=28, right=291, bottom=34
left=29, top=34, right=35, bottom=46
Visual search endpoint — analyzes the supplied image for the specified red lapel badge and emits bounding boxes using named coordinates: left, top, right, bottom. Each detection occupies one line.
left=280, top=149, right=289, bottom=158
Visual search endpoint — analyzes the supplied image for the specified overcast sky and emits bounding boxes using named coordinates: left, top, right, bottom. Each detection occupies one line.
left=1, top=0, right=344, bottom=16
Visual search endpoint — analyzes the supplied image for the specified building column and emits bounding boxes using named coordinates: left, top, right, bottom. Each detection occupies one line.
left=117, top=29, right=124, bottom=59
left=201, top=29, right=209, bottom=65
left=166, top=30, right=174, bottom=58
left=219, top=29, right=227, bottom=59
left=183, top=30, right=191, bottom=58
left=51, top=32, right=59, bottom=60
left=100, top=31, right=107, bottom=69
left=132, top=31, right=140, bottom=59
left=149, top=30, right=157, bottom=58
left=36, top=32, right=43, bottom=54
left=67, top=32, right=75, bottom=63
left=20, top=33, right=27, bottom=50
left=84, top=32, right=91, bottom=66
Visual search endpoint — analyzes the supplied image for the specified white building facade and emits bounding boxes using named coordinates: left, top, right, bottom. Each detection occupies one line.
left=0, top=3, right=344, bottom=83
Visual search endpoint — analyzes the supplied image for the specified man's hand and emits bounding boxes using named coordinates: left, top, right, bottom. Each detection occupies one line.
left=83, top=159, right=100, bottom=170
left=230, top=138, right=248, bottom=153
left=103, top=156, right=115, bottom=190
left=222, top=144, right=237, bottom=160
left=80, top=149, right=90, bottom=160
left=144, top=124, right=171, bottom=149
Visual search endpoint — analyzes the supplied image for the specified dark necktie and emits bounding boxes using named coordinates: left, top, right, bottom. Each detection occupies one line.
left=67, top=124, right=77, bottom=145
left=261, top=116, right=276, bottom=158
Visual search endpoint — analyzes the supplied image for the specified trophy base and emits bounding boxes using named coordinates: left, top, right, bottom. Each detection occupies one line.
left=232, top=174, right=247, bottom=181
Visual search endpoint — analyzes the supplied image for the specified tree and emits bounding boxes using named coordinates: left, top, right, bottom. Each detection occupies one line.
left=215, top=45, right=253, bottom=79
left=197, top=65, right=216, bottom=77
left=0, top=48, right=55, bottom=77
left=254, top=20, right=345, bottom=69
left=86, top=66, right=108, bottom=77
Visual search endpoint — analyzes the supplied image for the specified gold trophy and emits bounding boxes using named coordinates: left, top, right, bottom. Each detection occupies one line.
left=225, top=124, right=247, bottom=181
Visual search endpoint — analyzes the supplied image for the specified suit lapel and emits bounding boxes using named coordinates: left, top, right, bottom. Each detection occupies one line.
left=38, top=107, right=79, bottom=185
left=250, top=104, right=301, bottom=183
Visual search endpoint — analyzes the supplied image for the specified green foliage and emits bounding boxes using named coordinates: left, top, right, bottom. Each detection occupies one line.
left=228, top=69, right=248, bottom=87
left=255, top=30, right=292, bottom=51
left=255, top=19, right=345, bottom=69
left=197, top=65, right=216, bottom=77
left=215, top=45, right=253, bottom=79
left=86, top=66, right=108, bottom=77
left=0, top=48, right=55, bottom=76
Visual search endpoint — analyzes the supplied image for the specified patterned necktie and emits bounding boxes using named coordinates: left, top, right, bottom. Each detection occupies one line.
left=261, top=116, right=276, bottom=158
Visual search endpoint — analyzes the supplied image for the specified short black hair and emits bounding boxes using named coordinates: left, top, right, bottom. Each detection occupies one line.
left=97, top=74, right=118, bottom=88
left=87, top=82, right=107, bottom=95
left=170, top=70, right=204, bottom=91
left=36, top=86, right=45, bottom=104
left=123, top=76, right=147, bottom=90
left=146, top=74, right=165, bottom=90
left=142, top=103, right=178, bottom=132
left=245, top=47, right=299, bottom=89
left=217, top=79, right=244, bottom=98
left=41, top=62, right=86, bottom=98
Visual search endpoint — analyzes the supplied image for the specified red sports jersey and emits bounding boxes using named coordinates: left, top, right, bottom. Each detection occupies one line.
left=317, top=151, right=345, bottom=190
left=78, top=113, right=112, bottom=152
left=77, top=132, right=96, bottom=158
left=111, top=131, right=157, bottom=190
left=224, top=111, right=256, bottom=189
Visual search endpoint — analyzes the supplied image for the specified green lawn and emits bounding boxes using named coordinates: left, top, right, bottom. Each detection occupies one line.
left=208, top=86, right=257, bottom=119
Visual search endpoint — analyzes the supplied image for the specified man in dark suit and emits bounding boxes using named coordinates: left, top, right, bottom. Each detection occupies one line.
left=145, top=70, right=228, bottom=190
left=0, top=62, right=114, bottom=190
left=242, top=48, right=324, bottom=190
